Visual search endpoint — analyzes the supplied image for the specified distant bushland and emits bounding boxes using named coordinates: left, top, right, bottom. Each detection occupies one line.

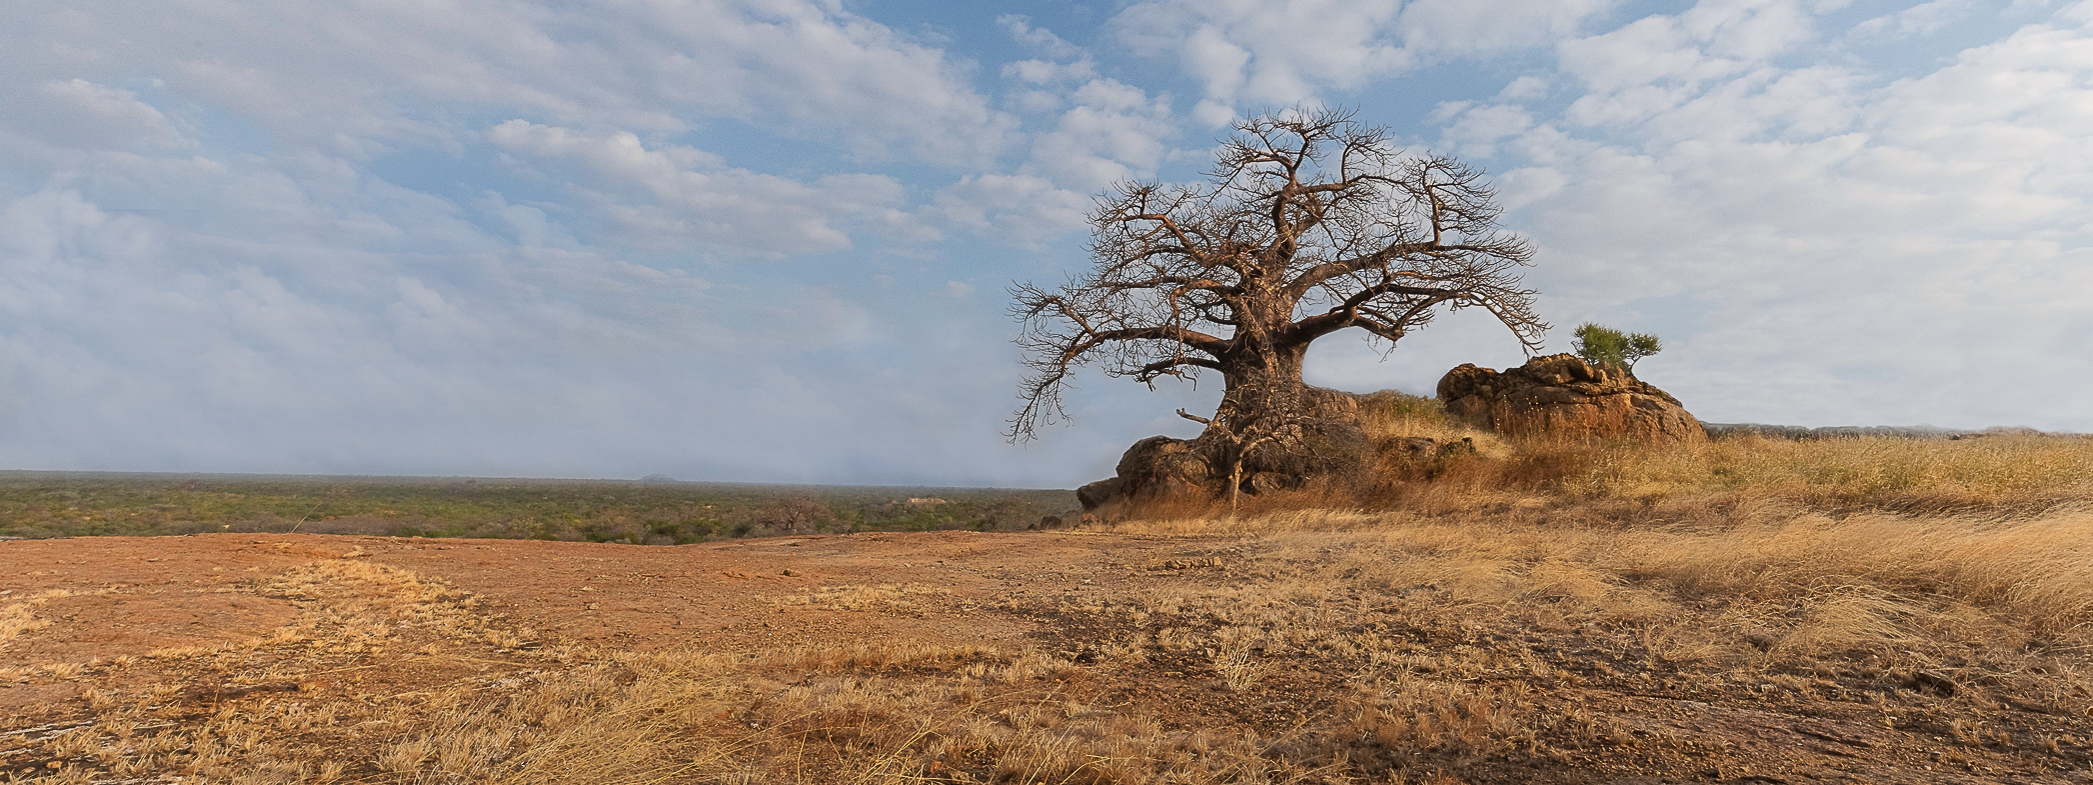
left=0, top=473, right=1077, bottom=543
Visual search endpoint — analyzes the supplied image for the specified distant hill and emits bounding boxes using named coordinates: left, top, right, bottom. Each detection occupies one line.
left=1703, top=423, right=2057, bottom=440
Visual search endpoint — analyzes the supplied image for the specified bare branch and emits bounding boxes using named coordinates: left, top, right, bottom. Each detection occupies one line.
left=1008, top=107, right=1547, bottom=441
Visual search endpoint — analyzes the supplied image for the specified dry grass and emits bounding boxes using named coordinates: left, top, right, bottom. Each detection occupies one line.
left=1202, top=433, right=2093, bottom=523
left=0, top=552, right=1357, bottom=784
left=467, top=644, right=1311, bottom=785
left=0, top=590, right=72, bottom=648
left=1111, top=504, right=2093, bottom=653
left=8, top=507, right=2093, bottom=782
left=1069, top=433, right=2093, bottom=778
left=1540, top=434, right=2093, bottom=512
left=1346, top=390, right=2093, bottom=515
left=6, top=434, right=2093, bottom=782
left=1072, top=508, right=2091, bottom=776
left=1353, top=390, right=1499, bottom=447
left=773, top=583, right=952, bottom=613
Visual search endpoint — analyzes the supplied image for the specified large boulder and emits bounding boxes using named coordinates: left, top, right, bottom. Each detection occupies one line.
left=1437, top=354, right=1705, bottom=443
left=1074, top=477, right=1124, bottom=510
left=1116, top=436, right=1214, bottom=501
left=1077, top=435, right=1210, bottom=511
left=1075, top=386, right=1380, bottom=511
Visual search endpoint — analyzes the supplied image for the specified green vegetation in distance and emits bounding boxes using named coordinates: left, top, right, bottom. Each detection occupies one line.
left=1572, top=322, right=1662, bottom=371
left=0, top=472, right=1080, bottom=543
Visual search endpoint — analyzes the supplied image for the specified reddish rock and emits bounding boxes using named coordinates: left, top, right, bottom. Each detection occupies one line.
left=1113, top=436, right=1214, bottom=501
left=1437, top=354, right=1705, bottom=443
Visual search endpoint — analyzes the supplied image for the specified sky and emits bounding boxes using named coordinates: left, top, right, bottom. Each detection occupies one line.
left=2, top=0, right=2089, bottom=487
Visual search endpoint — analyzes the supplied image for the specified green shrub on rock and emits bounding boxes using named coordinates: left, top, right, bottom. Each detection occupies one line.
left=1573, top=323, right=1661, bottom=371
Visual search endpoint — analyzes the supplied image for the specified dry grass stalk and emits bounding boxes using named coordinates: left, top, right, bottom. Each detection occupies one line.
left=0, top=590, right=73, bottom=648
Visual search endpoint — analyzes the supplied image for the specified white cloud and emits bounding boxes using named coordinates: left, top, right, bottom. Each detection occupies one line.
left=1553, top=0, right=1842, bottom=135
left=1028, top=80, right=1178, bottom=190
left=486, top=120, right=927, bottom=256
left=1398, top=0, right=1620, bottom=54
left=1113, top=0, right=1408, bottom=104
left=945, top=17, right=1186, bottom=247
left=1853, top=0, right=1980, bottom=37
left=1, top=0, right=1015, bottom=164
left=11, top=80, right=189, bottom=151
left=1000, top=14, right=1086, bottom=60
left=1004, top=59, right=1101, bottom=85
left=932, top=77, right=1177, bottom=245
left=935, top=173, right=1092, bottom=244
left=1440, top=0, right=2093, bottom=430
left=0, top=179, right=991, bottom=480
left=1111, top=0, right=1616, bottom=106
left=1437, top=103, right=1534, bottom=157
left=1499, top=75, right=1552, bottom=100
left=4, top=0, right=2089, bottom=487
left=0, top=0, right=1215, bottom=486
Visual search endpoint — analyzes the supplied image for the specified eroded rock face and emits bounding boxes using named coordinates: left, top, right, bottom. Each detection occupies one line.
left=1114, top=435, right=1214, bottom=502
left=1078, top=436, right=1210, bottom=511
left=1436, top=354, right=1705, bottom=443
left=1075, top=477, right=1124, bottom=511
left=1075, top=388, right=1390, bottom=512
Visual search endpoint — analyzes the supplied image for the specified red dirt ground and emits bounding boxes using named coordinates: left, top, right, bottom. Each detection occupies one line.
left=2, top=532, right=2089, bottom=783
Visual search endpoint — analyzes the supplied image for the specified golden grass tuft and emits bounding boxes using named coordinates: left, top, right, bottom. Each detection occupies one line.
left=772, top=583, right=951, bottom=613
left=0, top=589, right=73, bottom=647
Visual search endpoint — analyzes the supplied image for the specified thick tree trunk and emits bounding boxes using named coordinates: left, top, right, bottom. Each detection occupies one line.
left=1198, top=336, right=1373, bottom=500
left=1213, top=342, right=1312, bottom=429
left=1202, top=341, right=1311, bottom=501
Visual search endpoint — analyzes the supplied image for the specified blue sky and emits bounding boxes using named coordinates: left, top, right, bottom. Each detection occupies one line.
left=2, top=0, right=2089, bottom=487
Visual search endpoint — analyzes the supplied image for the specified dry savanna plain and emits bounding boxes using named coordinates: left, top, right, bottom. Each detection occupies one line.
left=3, top=429, right=2093, bottom=784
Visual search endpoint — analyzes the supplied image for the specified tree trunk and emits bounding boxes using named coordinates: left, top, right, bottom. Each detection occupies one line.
left=1213, top=341, right=1312, bottom=430
left=1200, top=336, right=1372, bottom=499
left=1202, top=340, right=1310, bottom=502
left=1227, top=456, right=1244, bottom=511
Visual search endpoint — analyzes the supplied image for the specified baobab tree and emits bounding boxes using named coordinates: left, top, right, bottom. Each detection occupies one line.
left=1010, top=107, right=1546, bottom=461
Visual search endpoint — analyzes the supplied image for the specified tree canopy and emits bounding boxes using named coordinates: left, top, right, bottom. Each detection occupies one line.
left=1010, top=107, right=1545, bottom=441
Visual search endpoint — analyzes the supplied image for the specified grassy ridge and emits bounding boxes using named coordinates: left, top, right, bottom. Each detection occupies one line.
left=0, top=473, right=1078, bottom=542
left=1271, top=391, right=2093, bottom=518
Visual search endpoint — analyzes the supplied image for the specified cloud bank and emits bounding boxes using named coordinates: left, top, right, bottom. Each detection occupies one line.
left=0, top=0, right=2087, bottom=486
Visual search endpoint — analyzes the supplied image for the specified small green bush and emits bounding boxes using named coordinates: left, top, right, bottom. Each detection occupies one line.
left=1572, top=323, right=1661, bottom=370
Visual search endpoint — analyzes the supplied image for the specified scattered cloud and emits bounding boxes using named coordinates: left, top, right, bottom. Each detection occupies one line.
left=1110, top=0, right=1616, bottom=107
left=1, top=0, right=1016, bottom=163
left=1440, top=0, right=2093, bottom=430
left=486, top=120, right=927, bottom=257
left=1853, top=0, right=1982, bottom=37
left=934, top=173, right=1092, bottom=244
left=0, top=0, right=2087, bottom=486
left=10, top=80, right=190, bottom=151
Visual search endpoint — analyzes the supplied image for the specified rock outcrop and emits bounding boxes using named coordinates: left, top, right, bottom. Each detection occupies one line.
left=1113, top=436, right=1215, bottom=503
left=1077, top=424, right=1481, bottom=512
left=1076, top=437, right=1202, bottom=512
left=1437, top=354, right=1705, bottom=443
left=1075, top=477, right=1125, bottom=511
left=1075, top=387, right=1426, bottom=512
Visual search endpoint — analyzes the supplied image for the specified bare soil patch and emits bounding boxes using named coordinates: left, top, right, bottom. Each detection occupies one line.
left=1, top=527, right=2088, bottom=783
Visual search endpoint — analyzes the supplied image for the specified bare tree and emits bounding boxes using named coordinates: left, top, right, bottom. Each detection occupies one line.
left=1011, top=107, right=1546, bottom=443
